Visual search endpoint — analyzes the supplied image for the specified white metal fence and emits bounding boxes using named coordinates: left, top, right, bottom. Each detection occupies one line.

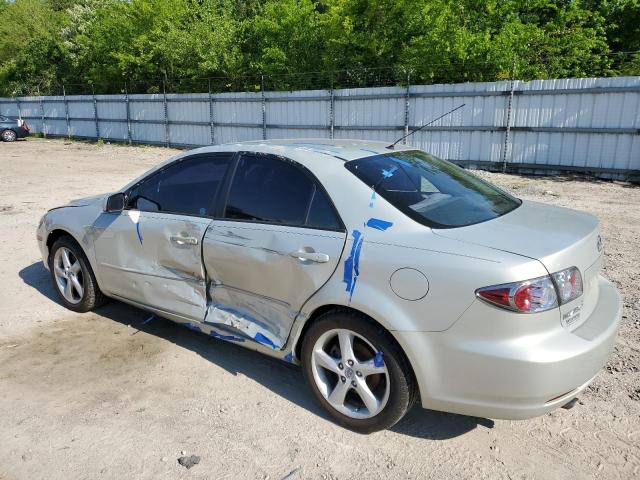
left=1, top=76, right=639, bottom=178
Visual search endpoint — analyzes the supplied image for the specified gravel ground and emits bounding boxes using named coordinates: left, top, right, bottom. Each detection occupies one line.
left=0, top=138, right=638, bottom=480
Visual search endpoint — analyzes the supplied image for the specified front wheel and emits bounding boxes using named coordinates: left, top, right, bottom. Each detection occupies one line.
left=2, top=129, right=17, bottom=142
left=301, top=310, right=417, bottom=433
left=48, top=235, right=107, bottom=312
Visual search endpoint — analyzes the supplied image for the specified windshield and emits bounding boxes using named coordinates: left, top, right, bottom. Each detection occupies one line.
left=345, top=150, right=521, bottom=229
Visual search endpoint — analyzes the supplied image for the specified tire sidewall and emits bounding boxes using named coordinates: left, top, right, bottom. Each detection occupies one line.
left=301, top=312, right=414, bottom=433
left=48, top=237, right=96, bottom=312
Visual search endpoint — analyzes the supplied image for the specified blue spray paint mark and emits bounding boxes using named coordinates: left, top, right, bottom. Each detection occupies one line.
left=343, top=230, right=364, bottom=302
left=254, top=332, right=280, bottom=350
left=374, top=351, right=385, bottom=368
left=369, top=190, right=376, bottom=208
left=142, top=314, right=156, bottom=325
left=136, top=222, right=143, bottom=245
left=209, top=329, right=245, bottom=342
left=381, top=166, right=398, bottom=178
left=284, top=352, right=295, bottom=363
left=365, top=218, right=393, bottom=231
left=185, top=323, right=202, bottom=332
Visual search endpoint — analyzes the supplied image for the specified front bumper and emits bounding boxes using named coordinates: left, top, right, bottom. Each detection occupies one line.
left=394, top=275, right=621, bottom=420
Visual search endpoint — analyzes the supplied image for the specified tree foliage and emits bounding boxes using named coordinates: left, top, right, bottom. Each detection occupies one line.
left=0, top=0, right=638, bottom=95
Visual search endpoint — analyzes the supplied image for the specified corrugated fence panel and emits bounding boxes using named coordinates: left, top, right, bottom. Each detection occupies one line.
left=1, top=76, right=638, bottom=177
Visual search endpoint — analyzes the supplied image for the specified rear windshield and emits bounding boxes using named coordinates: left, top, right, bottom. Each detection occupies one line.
left=345, top=150, right=521, bottom=229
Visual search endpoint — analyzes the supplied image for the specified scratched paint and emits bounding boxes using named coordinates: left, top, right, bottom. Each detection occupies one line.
left=369, top=190, right=376, bottom=208
left=343, top=230, right=364, bottom=301
left=365, top=218, right=393, bottom=231
left=205, top=301, right=282, bottom=349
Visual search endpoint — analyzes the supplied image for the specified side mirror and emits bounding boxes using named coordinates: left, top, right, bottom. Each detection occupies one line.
left=105, top=193, right=125, bottom=212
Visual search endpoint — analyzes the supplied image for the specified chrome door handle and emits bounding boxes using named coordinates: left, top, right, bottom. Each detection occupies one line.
left=289, top=250, right=330, bottom=263
left=170, top=235, right=199, bottom=246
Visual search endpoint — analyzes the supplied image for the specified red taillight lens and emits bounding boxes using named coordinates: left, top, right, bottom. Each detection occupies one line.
left=476, top=276, right=558, bottom=313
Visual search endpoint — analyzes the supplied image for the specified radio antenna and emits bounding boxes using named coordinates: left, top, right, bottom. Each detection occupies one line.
left=387, top=103, right=466, bottom=149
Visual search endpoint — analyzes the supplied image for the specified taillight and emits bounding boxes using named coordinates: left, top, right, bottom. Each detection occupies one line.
left=476, top=267, right=582, bottom=314
left=477, top=276, right=558, bottom=313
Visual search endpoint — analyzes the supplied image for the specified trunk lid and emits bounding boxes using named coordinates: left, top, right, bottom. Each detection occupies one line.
left=435, top=200, right=604, bottom=327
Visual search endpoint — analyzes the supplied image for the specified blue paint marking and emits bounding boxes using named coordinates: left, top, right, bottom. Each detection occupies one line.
left=185, top=323, right=202, bottom=332
left=343, top=229, right=364, bottom=301
left=142, top=314, right=156, bottom=325
left=365, top=218, right=393, bottom=231
left=254, top=332, right=280, bottom=350
left=209, top=330, right=245, bottom=342
left=374, top=351, right=384, bottom=368
left=381, top=166, right=398, bottom=178
left=136, top=222, right=143, bottom=245
left=284, top=352, right=295, bottom=363
left=369, top=190, right=376, bottom=208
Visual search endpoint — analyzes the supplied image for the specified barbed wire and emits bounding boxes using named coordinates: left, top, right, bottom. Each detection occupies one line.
left=5, top=50, right=640, bottom=97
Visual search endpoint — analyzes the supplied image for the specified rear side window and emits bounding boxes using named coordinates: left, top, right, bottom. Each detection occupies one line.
left=224, top=154, right=342, bottom=230
left=128, top=154, right=232, bottom=216
left=345, top=150, right=521, bottom=228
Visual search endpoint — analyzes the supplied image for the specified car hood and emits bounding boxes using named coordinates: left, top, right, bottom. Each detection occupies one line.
left=433, top=200, right=601, bottom=274
left=64, top=194, right=107, bottom=208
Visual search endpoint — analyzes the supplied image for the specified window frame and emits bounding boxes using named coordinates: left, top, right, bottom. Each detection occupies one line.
left=219, top=151, right=346, bottom=233
left=124, top=152, right=237, bottom=218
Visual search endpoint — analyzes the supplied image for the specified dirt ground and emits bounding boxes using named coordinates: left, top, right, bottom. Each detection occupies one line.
left=0, top=138, right=638, bottom=480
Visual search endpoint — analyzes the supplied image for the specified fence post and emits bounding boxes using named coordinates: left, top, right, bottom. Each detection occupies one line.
left=261, top=75, right=266, bottom=140
left=62, top=84, right=71, bottom=139
left=163, top=80, right=169, bottom=147
left=125, top=84, right=132, bottom=145
left=38, top=87, right=46, bottom=138
left=403, top=71, right=410, bottom=144
left=501, top=60, right=516, bottom=173
left=92, top=85, right=100, bottom=140
left=208, top=79, right=215, bottom=145
left=329, top=76, right=335, bottom=140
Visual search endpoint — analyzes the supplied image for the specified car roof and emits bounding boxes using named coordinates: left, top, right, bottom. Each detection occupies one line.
left=186, top=138, right=415, bottom=163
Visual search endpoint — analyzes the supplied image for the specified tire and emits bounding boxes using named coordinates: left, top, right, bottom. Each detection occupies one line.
left=48, top=235, right=107, bottom=312
left=301, top=309, right=417, bottom=433
left=2, top=129, right=17, bottom=142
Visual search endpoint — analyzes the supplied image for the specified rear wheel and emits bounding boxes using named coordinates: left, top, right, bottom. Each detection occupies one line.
left=48, top=235, right=107, bottom=312
left=2, top=129, right=17, bottom=142
left=301, top=310, right=416, bottom=433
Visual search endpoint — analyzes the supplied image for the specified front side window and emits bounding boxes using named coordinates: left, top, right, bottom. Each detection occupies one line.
left=128, top=154, right=233, bottom=216
left=225, top=154, right=342, bottom=230
left=345, top=150, right=521, bottom=228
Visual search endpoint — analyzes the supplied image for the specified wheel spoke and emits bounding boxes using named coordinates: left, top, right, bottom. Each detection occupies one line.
left=63, top=279, right=73, bottom=300
left=69, top=261, right=81, bottom=275
left=327, top=380, right=350, bottom=409
left=313, top=349, right=341, bottom=374
left=61, top=249, right=72, bottom=269
left=338, top=330, right=355, bottom=363
left=70, top=275, right=83, bottom=299
left=357, top=359, right=386, bottom=377
left=54, top=265, right=66, bottom=279
left=355, top=380, right=380, bottom=415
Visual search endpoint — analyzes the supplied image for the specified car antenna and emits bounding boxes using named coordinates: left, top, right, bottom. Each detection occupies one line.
left=386, top=103, right=466, bottom=149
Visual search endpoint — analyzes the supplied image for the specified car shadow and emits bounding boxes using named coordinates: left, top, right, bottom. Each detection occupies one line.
left=19, top=261, right=494, bottom=440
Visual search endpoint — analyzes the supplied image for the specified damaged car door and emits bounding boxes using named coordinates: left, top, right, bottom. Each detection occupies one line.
left=93, top=153, right=233, bottom=321
left=202, top=153, right=346, bottom=350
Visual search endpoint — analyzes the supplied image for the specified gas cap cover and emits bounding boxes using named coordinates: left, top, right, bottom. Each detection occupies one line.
left=389, top=268, right=429, bottom=301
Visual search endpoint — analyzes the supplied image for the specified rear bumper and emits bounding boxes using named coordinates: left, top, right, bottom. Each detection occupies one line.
left=394, top=275, right=621, bottom=420
left=17, top=127, right=30, bottom=138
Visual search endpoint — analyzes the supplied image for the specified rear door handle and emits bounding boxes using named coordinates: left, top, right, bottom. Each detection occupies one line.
left=170, top=235, right=199, bottom=246
left=289, top=250, right=330, bottom=263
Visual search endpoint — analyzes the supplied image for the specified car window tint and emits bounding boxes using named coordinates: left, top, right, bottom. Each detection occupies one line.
left=307, top=187, right=341, bottom=230
left=345, top=150, right=521, bottom=228
left=129, top=154, right=232, bottom=216
left=225, top=154, right=313, bottom=225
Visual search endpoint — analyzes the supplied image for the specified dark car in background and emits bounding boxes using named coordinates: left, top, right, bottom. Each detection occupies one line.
left=0, top=115, right=30, bottom=142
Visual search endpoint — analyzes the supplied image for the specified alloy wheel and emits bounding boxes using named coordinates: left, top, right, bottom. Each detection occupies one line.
left=53, top=247, right=84, bottom=304
left=310, top=328, right=390, bottom=419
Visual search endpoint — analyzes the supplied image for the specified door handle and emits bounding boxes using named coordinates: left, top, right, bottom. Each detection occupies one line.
left=289, top=250, right=330, bottom=263
left=170, top=235, right=199, bottom=246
